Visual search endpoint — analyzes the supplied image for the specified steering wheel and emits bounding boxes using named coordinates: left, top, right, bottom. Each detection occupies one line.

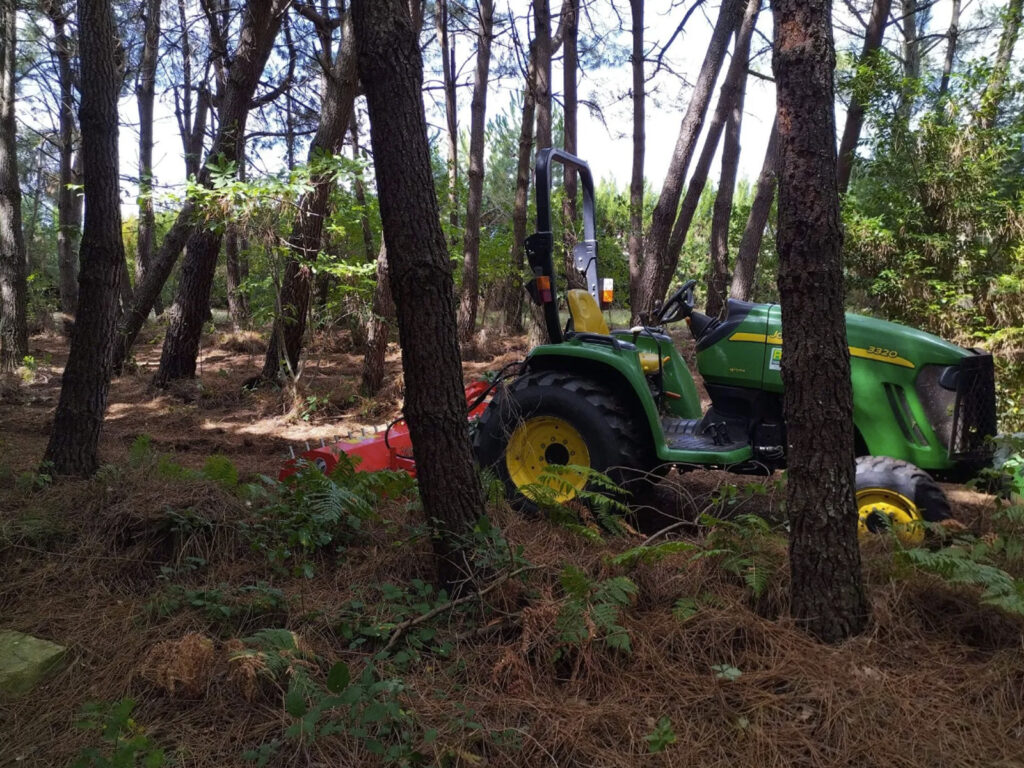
left=655, top=279, right=697, bottom=325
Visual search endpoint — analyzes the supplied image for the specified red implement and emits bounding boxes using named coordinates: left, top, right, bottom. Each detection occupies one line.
left=279, top=380, right=492, bottom=480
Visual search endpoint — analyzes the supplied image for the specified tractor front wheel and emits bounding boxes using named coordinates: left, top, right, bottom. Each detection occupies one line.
left=474, top=371, right=654, bottom=510
left=855, top=455, right=951, bottom=545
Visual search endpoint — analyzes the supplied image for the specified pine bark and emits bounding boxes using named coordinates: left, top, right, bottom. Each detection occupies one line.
left=456, top=0, right=495, bottom=342
left=45, top=0, right=79, bottom=318
left=136, top=0, right=161, bottom=303
left=353, top=0, right=485, bottom=588
left=730, top=120, right=777, bottom=301
left=772, top=0, right=868, bottom=642
left=0, top=0, right=27, bottom=372
left=224, top=228, right=249, bottom=328
left=835, top=0, right=890, bottom=194
left=260, top=11, right=358, bottom=381
left=153, top=0, right=289, bottom=386
left=632, top=0, right=742, bottom=323
left=360, top=241, right=393, bottom=395
left=43, top=0, right=124, bottom=475
left=627, top=0, right=645, bottom=312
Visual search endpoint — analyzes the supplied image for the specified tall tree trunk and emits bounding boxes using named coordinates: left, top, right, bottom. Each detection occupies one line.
left=836, top=0, right=890, bottom=194
left=706, top=0, right=757, bottom=319
left=730, top=120, right=777, bottom=301
left=0, top=0, right=27, bottom=372
left=360, top=242, right=393, bottom=395
left=772, top=0, right=868, bottom=642
left=937, top=0, right=960, bottom=97
left=260, top=10, right=358, bottom=381
left=500, top=45, right=536, bottom=335
left=526, top=0, right=553, bottom=348
left=456, top=0, right=494, bottom=342
left=661, top=0, right=758, bottom=303
left=136, top=0, right=161, bottom=307
left=560, top=0, right=584, bottom=290
left=43, top=0, right=124, bottom=475
left=977, top=0, right=1022, bottom=130
left=633, top=0, right=742, bottom=323
left=627, top=0, right=645, bottom=312
left=896, top=0, right=920, bottom=121
left=352, top=0, right=485, bottom=589
left=436, top=0, right=459, bottom=239
left=153, top=0, right=289, bottom=386
left=45, top=0, right=79, bottom=318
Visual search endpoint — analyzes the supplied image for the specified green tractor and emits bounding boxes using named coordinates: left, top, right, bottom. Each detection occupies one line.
left=474, top=149, right=998, bottom=541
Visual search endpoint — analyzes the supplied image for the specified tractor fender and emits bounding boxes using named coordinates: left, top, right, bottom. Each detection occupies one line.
left=524, top=343, right=665, bottom=455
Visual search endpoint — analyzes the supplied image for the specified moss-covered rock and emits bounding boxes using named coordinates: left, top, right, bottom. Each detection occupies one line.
left=0, top=630, right=66, bottom=697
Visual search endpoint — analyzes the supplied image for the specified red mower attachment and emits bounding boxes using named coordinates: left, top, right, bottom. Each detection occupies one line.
left=279, top=380, right=494, bottom=481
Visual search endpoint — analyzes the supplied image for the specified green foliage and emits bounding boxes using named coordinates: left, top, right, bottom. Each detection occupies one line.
left=645, top=716, right=677, bottom=753
left=72, top=699, right=165, bottom=768
left=521, top=464, right=632, bottom=537
left=242, top=455, right=416, bottom=577
left=711, top=664, right=743, bottom=682
left=236, top=630, right=426, bottom=766
left=556, top=565, right=637, bottom=654
left=694, top=512, right=782, bottom=599
left=146, top=582, right=287, bottom=633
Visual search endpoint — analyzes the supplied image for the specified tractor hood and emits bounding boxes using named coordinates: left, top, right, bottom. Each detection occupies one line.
left=844, top=311, right=970, bottom=368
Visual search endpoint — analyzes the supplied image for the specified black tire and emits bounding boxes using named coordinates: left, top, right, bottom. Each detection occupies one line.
left=855, top=455, right=951, bottom=534
left=473, top=370, right=655, bottom=509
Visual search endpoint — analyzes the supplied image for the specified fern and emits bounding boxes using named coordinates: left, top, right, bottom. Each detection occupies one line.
left=556, top=566, right=638, bottom=654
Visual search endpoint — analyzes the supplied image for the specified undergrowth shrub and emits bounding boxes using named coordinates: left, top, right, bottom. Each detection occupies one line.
left=241, top=455, right=416, bottom=577
left=72, top=699, right=165, bottom=768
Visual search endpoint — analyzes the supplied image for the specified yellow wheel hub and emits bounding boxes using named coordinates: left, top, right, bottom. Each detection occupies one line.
left=857, top=487, right=925, bottom=545
left=505, top=416, right=590, bottom=502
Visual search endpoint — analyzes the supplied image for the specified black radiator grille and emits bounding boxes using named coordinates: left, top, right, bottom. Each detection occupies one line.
left=949, top=352, right=997, bottom=464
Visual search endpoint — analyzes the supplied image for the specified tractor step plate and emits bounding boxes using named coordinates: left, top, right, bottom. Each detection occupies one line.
left=661, top=418, right=749, bottom=453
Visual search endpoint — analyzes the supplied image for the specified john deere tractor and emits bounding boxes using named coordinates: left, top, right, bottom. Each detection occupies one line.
left=474, top=149, right=998, bottom=539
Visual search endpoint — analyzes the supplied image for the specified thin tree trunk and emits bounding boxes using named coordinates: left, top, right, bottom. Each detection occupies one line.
left=353, top=0, right=485, bottom=589
left=260, top=10, right=358, bottom=381
left=977, top=0, right=1022, bottom=130
left=500, top=45, right=536, bottom=335
left=437, top=0, right=459, bottom=240
left=937, top=0, right=960, bottom=96
left=772, top=0, right=868, bottom=642
left=136, top=0, right=161, bottom=306
left=730, top=120, right=777, bottom=301
left=662, top=0, right=757, bottom=316
left=224, top=228, right=248, bottom=329
left=360, top=242, right=393, bottom=395
left=0, top=0, right=27, bottom=372
left=633, top=0, right=742, bottom=323
left=836, top=0, right=890, bottom=194
left=560, top=0, right=584, bottom=290
left=457, top=0, right=495, bottom=342
left=896, top=0, right=920, bottom=120
left=351, top=115, right=375, bottom=263
left=45, top=0, right=79, bottom=317
left=627, top=0, right=644, bottom=312
left=706, top=0, right=757, bottom=319
left=154, top=0, right=289, bottom=386
left=43, top=0, right=124, bottom=475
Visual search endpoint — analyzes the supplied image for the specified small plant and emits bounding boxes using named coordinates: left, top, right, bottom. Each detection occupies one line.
left=522, top=464, right=632, bottom=538
left=236, top=629, right=428, bottom=766
left=15, top=461, right=54, bottom=493
left=147, top=581, right=287, bottom=633
left=556, top=565, right=637, bottom=655
left=299, top=394, right=331, bottom=422
left=71, top=699, right=165, bottom=768
left=693, top=512, right=784, bottom=599
left=645, top=716, right=677, bottom=753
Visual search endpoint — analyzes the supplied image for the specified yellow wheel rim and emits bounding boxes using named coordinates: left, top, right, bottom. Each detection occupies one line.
left=505, top=416, right=590, bottom=502
left=857, top=487, right=925, bottom=545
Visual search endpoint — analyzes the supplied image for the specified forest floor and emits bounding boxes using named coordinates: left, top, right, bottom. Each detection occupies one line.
left=0, top=323, right=1021, bottom=767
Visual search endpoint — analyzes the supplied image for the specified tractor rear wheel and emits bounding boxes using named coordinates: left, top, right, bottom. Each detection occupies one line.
left=474, top=371, right=655, bottom=510
left=855, top=455, right=951, bottom=545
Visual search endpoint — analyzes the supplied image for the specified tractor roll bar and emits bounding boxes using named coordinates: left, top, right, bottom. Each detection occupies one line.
left=527, top=148, right=600, bottom=345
